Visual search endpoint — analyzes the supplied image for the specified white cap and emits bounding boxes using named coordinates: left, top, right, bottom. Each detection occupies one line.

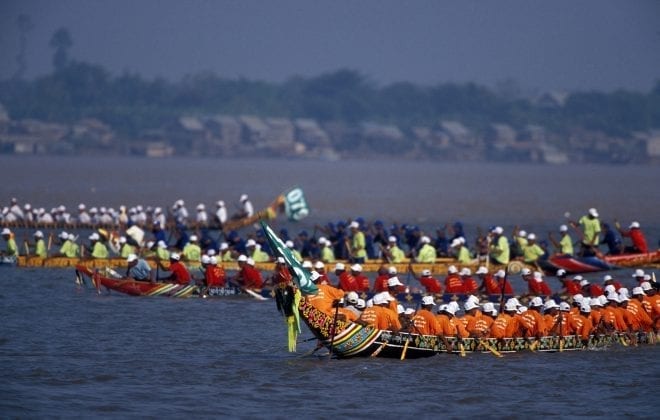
left=388, top=235, right=397, bottom=242
left=237, top=254, right=248, bottom=262
left=210, top=256, right=218, bottom=265
left=387, top=266, right=397, bottom=275
left=606, top=293, right=620, bottom=303
left=89, top=233, right=100, bottom=241
left=372, top=293, right=389, bottom=305
left=421, top=296, right=435, bottom=306
left=421, top=269, right=432, bottom=276
left=527, top=233, right=536, bottom=241
left=127, top=253, right=138, bottom=263
left=628, top=221, right=640, bottom=229
left=387, top=276, right=403, bottom=287
left=573, top=275, right=584, bottom=282
left=170, top=252, right=181, bottom=261
left=504, top=301, right=518, bottom=312
left=201, top=255, right=211, bottom=264
left=495, top=269, right=506, bottom=278
left=448, top=265, right=458, bottom=274
left=482, top=302, right=495, bottom=313
left=397, top=304, right=405, bottom=314
left=245, top=239, right=256, bottom=247
left=219, top=242, right=229, bottom=251
left=334, top=262, right=345, bottom=271
left=450, top=238, right=462, bottom=248
left=518, top=230, right=527, bottom=238
left=598, top=295, right=608, bottom=306
left=356, top=299, right=366, bottom=310
left=573, top=294, right=584, bottom=304
left=559, top=225, right=568, bottom=232
left=533, top=271, right=543, bottom=282
left=196, top=204, right=205, bottom=210
left=590, top=297, right=603, bottom=307
left=618, top=288, right=630, bottom=299
left=476, top=266, right=488, bottom=275
left=603, top=275, right=613, bottom=282
left=556, top=269, right=567, bottom=277
left=529, top=296, right=543, bottom=307
left=350, top=264, right=362, bottom=272
left=404, top=308, right=416, bottom=315
left=632, top=269, right=645, bottom=278
left=494, top=226, right=504, bottom=235
left=146, top=241, right=154, bottom=249
left=240, top=194, right=248, bottom=202
left=580, top=302, right=592, bottom=313
left=189, top=235, right=198, bottom=242
left=78, top=203, right=86, bottom=210
left=346, top=291, right=359, bottom=304
left=276, top=256, right=286, bottom=264
left=460, top=268, right=471, bottom=276
left=119, top=236, right=127, bottom=244
left=59, top=231, right=69, bottom=240
left=314, top=261, right=325, bottom=269
left=34, top=230, right=44, bottom=238
left=246, top=258, right=255, bottom=266
left=302, top=260, right=313, bottom=269
left=521, top=268, right=532, bottom=276
left=310, top=271, right=321, bottom=282
left=543, top=300, right=559, bottom=310
left=157, top=240, right=167, bottom=249
left=349, top=221, right=359, bottom=229
left=216, top=200, right=225, bottom=207
left=604, top=284, right=616, bottom=294
left=559, top=302, right=571, bottom=311
left=579, top=279, right=589, bottom=287
left=207, top=249, right=216, bottom=256
left=421, top=236, right=431, bottom=244
left=285, top=240, right=294, bottom=248
left=1, top=228, right=11, bottom=235
left=464, top=300, right=479, bottom=311
left=588, top=208, right=599, bottom=218
left=632, top=287, right=646, bottom=296
left=516, top=306, right=528, bottom=314
left=445, top=302, right=459, bottom=315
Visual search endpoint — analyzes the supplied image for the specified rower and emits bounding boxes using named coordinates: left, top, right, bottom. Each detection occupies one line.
left=444, top=265, right=464, bottom=295
left=215, top=200, right=227, bottom=227
left=318, top=237, right=336, bottom=263
left=464, top=299, right=489, bottom=337
left=159, top=252, right=191, bottom=285
left=548, top=224, right=574, bottom=256
left=385, top=235, right=405, bottom=263
left=570, top=301, right=594, bottom=344
left=416, top=235, right=436, bottom=263
left=451, top=237, right=472, bottom=264
left=477, top=266, right=499, bottom=296
left=411, top=295, right=442, bottom=335
left=558, top=269, right=581, bottom=296
left=571, top=208, right=601, bottom=257
left=1, top=228, right=18, bottom=258
left=351, top=264, right=370, bottom=292
left=32, top=231, right=47, bottom=258
left=522, top=233, right=545, bottom=264
left=414, top=268, right=442, bottom=294
left=356, top=292, right=401, bottom=332
left=126, top=253, right=152, bottom=282
left=88, top=232, right=109, bottom=259
left=334, top=262, right=358, bottom=292
left=182, top=235, right=202, bottom=262
left=460, top=268, right=478, bottom=295
left=488, top=226, right=510, bottom=265
left=616, top=221, right=648, bottom=254
left=372, top=266, right=394, bottom=293
left=348, top=221, right=367, bottom=264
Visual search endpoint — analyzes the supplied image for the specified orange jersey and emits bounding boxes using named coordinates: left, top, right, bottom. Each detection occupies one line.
left=465, top=313, right=490, bottom=337
left=570, top=314, right=594, bottom=340
left=359, top=306, right=401, bottom=331
left=412, top=309, right=442, bottom=335
left=338, top=307, right=358, bottom=322
left=307, top=283, right=345, bottom=315
left=490, top=313, right=520, bottom=338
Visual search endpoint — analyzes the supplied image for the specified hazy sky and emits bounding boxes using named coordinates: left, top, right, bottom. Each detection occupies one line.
left=1, top=0, right=659, bottom=93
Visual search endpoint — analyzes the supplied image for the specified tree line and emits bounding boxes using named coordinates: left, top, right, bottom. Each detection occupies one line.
left=1, top=28, right=659, bottom=141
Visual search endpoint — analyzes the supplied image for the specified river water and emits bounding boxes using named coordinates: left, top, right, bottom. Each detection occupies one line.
left=1, top=156, right=659, bottom=417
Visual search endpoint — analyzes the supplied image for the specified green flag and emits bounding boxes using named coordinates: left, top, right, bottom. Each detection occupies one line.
left=260, top=221, right=318, bottom=295
left=283, top=187, right=310, bottom=222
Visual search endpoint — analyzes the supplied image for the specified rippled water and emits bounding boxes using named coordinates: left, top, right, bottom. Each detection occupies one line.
left=1, top=267, right=658, bottom=418
left=1, top=156, right=659, bottom=417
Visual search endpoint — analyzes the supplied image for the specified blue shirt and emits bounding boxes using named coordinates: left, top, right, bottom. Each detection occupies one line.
left=129, top=259, right=152, bottom=280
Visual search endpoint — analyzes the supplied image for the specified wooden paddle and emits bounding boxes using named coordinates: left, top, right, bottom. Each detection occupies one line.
left=328, top=301, right=341, bottom=359
left=479, top=339, right=503, bottom=358
left=400, top=336, right=410, bottom=360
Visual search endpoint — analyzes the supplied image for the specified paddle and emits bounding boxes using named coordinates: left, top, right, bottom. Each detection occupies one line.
left=227, top=278, right=267, bottom=301
left=328, top=301, right=341, bottom=359
left=479, top=339, right=503, bottom=357
left=400, top=336, right=410, bottom=360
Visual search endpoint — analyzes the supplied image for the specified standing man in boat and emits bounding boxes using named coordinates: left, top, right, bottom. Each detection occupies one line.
left=126, top=253, right=152, bottom=282
left=32, top=231, right=47, bottom=258
left=88, top=232, right=109, bottom=259
left=214, top=200, right=227, bottom=228
left=571, top=208, right=601, bottom=256
left=488, top=226, right=510, bottom=265
left=416, top=235, right=437, bottom=263
left=1, top=228, right=18, bottom=258
left=348, top=221, right=367, bottom=264
left=615, top=221, right=648, bottom=254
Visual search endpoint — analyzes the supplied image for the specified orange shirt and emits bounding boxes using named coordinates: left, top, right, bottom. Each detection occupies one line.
left=489, top=313, right=520, bottom=338
left=465, top=312, right=490, bottom=337
left=518, top=310, right=547, bottom=337
left=412, top=308, right=442, bottom=335
left=436, top=316, right=469, bottom=338
left=570, top=314, right=594, bottom=340
left=601, top=306, right=627, bottom=331
left=627, top=299, right=653, bottom=331
left=307, top=283, right=345, bottom=315
left=589, top=309, right=602, bottom=329
left=338, top=307, right=358, bottom=322
left=359, top=306, right=401, bottom=331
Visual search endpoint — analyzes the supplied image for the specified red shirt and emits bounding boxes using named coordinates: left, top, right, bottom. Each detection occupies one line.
left=373, top=274, right=390, bottom=292
left=354, top=273, right=371, bottom=292
left=169, top=261, right=191, bottom=285
left=337, top=272, right=359, bottom=291
left=419, top=276, right=442, bottom=293
left=480, top=275, right=500, bottom=295
left=498, top=278, right=514, bottom=295
left=462, top=277, right=479, bottom=295
left=528, top=279, right=552, bottom=296
left=205, top=265, right=226, bottom=287
left=561, top=279, right=581, bottom=296
left=239, top=265, right=264, bottom=289
left=444, top=274, right=464, bottom=294
left=588, top=284, right=604, bottom=297
left=627, top=229, right=648, bottom=253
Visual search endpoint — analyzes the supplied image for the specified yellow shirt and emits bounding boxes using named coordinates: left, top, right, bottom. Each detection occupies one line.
left=579, top=215, right=601, bottom=245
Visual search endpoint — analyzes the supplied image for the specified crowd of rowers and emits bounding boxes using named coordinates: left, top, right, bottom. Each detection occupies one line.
left=300, top=267, right=660, bottom=342
left=1, top=203, right=652, bottom=270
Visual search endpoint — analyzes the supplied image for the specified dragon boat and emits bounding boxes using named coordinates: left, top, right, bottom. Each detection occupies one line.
left=260, top=221, right=658, bottom=359
left=74, top=264, right=267, bottom=299
left=543, top=250, right=660, bottom=274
